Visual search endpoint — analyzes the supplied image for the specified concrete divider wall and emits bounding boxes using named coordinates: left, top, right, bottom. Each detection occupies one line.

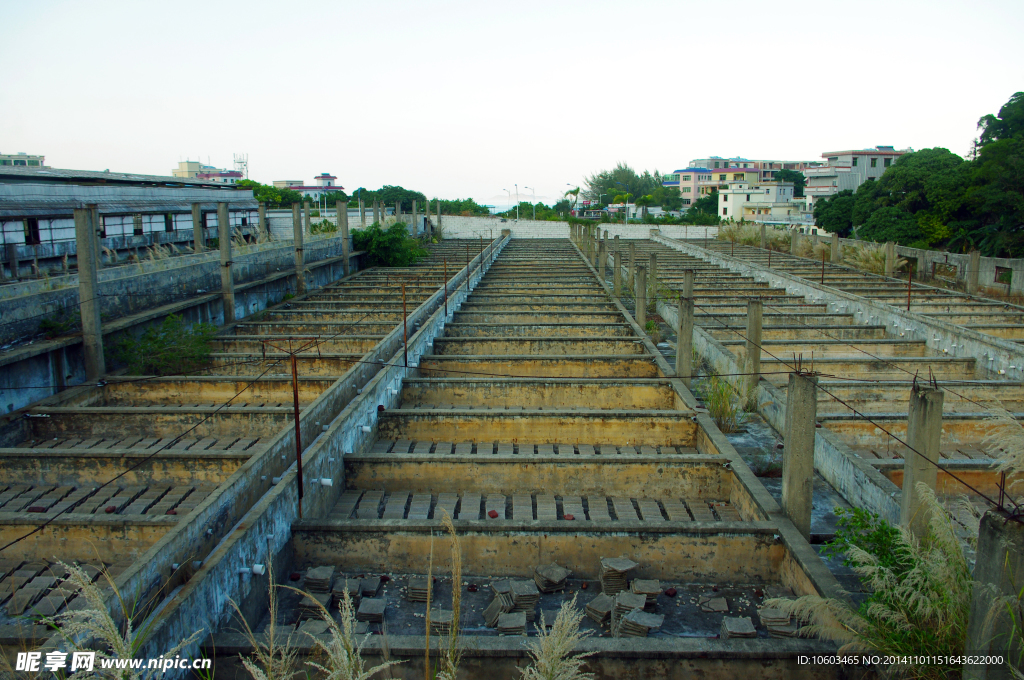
left=438, top=215, right=719, bottom=241
left=128, top=237, right=509, bottom=674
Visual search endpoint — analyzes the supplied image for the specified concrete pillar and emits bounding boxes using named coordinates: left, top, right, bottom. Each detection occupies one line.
left=411, top=200, right=418, bottom=235
left=967, top=250, right=981, bottom=294
left=759, top=224, right=766, bottom=250
left=218, top=203, right=236, bottom=323
left=191, top=203, right=205, bottom=253
left=359, top=198, right=366, bottom=227
left=395, top=201, right=401, bottom=223
left=258, top=203, right=267, bottom=238
left=436, top=199, right=441, bottom=234
left=424, top=199, right=431, bottom=236
left=337, top=200, right=350, bottom=277
left=782, top=371, right=817, bottom=540
left=635, top=264, right=647, bottom=328
left=884, top=241, right=895, bottom=276
left=628, top=241, right=636, bottom=286
left=964, top=511, right=1024, bottom=680
left=2, top=243, right=14, bottom=279
left=901, top=385, right=943, bottom=537
left=373, top=201, right=379, bottom=225
left=830, top=232, right=840, bottom=263
left=598, top=237, right=606, bottom=276
left=676, top=269, right=695, bottom=388
left=790, top=228, right=799, bottom=256
left=303, top=201, right=311, bottom=232
left=613, top=250, right=622, bottom=296
left=293, top=202, right=306, bottom=296
left=744, top=299, right=763, bottom=398
left=648, top=252, right=658, bottom=299
left=74, top=208, right=104, bottom=380
left=91, top=205, right=102, bottom=265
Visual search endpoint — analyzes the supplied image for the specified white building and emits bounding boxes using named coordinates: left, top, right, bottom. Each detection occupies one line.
left=172, top=160, right=241, bottom=183
left=803, top=146, right=912, bottom=211
left=718, top=181, right=811, bottom=224
left=0, top=152, right=46, bottom=168
left=280, top=173, right=344, bottom=201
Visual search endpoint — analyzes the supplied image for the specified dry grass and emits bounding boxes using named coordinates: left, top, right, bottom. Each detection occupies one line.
left=230, top=575, right=300, bottom=680
left=520, top=593, right=595, bottom=680
left=845, top=243, right=907, bottom=276
left=717, top=223, right=760, bottom=246
left=765, top=485, right=971, bottom=680
left=981, top=406, right=1024, bottom=485
left=794, top=238, right=830, bottom=262
left=436, top=511, right=463, bottom=680
left=43, top=561, right=202, bottom=679
left=285, top=583, right=401, bottom=680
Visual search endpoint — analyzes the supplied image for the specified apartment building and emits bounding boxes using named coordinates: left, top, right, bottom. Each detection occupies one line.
left=689, top=155, right=823, bottom=181
left=718, top=180, right=810, bottom=223
left=803, top=145, right=911, bottom=210
left=172, top=160, right=242, bottom=183
left=0, top=152, right=46, bottom=168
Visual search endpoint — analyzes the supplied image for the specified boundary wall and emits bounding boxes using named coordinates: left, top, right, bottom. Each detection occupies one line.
left=438, top=215, right=720, bottom=241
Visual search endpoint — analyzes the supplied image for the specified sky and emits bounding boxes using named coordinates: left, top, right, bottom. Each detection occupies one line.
left=2, top=0, right=1022, bottom=211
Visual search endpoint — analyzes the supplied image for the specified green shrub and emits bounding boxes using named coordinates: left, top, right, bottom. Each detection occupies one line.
left=352, top=222, right=428, bottom=267
left=39, top=308, right=81, bottom=339
left=115, top=314, right=217, bottom=375
left=698, top=373, right=742, bottom=433
left=310, top=219, right=337, bottom=235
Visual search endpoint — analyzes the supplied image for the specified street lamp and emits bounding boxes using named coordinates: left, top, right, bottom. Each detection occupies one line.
left=514, top=184, right=519, bottom=221
left=523, top=186, right=536, bottom=220
left=502, top=188, right=511, bottom=215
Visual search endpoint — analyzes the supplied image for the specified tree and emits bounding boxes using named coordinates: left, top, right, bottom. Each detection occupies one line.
left=773, top=169, right=806, bottom=197
left=583, top=163, right=661, bottom=205
left=351, top=221, right=428, bottom=267
left=977, top=91, right=1024, bottom=145
left=814, top=190, right=855, bottom=237
left=858, top=206, right=921, bottom=245
left=564, top=187, right=580, bottom=213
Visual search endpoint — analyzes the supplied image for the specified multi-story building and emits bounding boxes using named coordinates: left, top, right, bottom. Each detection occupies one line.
left=0, top=152, right=46, bottom=168
left=688, top=156, right=823, bottom=181
left=279, top=173, right=344, bottom=201
left=718, top=180, right=810, bottom=224
left=803, top=146, right=912, bottom=211
left=172, top=160, right=241, bottom=183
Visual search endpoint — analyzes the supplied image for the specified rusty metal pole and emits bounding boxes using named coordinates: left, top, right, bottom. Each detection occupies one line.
left=768, top=247, right=771, bottom=268
left=731, top=240, right=734, bottom=257
left=291, top=353, right=304, bottom=519
left=402, top=283, right=408, bottom=368
left=443, top=258, right=448, bottom=316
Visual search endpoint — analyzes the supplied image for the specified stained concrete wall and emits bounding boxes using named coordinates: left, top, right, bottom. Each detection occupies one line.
left=438, top=215, right=720, bottom=241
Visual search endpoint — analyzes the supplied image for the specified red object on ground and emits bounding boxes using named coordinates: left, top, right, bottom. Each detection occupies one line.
left=563, top=513, right=575, bottom=521
left=754, top=588, right=764, bottom=598
left=289, top=572, right=301, bottom=581
left=380, top=575, right=390, bottom=583
left=166, top=509, right=177, bottom=515
left=105, top=506, right=116, bottom=514
left=487, top=509, right=498, bottom=518
left=467, top=584, right=478, bottom=592
left=377, top=404, right=385, bottom=412
left=581, top=582, right=589, bottom=590
left=665, top=587, right=677, bottom=597
left=26, top=506, right=45, bottom=513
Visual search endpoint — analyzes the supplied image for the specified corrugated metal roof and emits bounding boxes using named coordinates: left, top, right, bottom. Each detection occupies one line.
left=0, top=182, right=258, bottom=218
left=0, top=166, right=243, bottom=188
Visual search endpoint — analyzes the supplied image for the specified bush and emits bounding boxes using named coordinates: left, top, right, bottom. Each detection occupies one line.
left=115, top=314, right=217, bottom=375
left=310, top=219, right=337, bottom=235
left=39, top=308, right=81, bottom=339
left=351, top=222, right=429, bottom=267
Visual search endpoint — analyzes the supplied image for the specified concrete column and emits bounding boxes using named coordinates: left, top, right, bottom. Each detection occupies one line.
left=395, top=201, right=401, bottom=223
left=676, top=270, right=695, bottom=388
left=830, top=232, right=840, bottom=263
left=964, top=512, right=1024, bottom=679
left=884, top=241, right=895, bottom=276
left=628, top=242, right=636, bottom=286
left=411, top=200, right=418, bottom=234
left=303, top=201, right=311, bottom=233
left=373, top=201, right=380, bottom=225
left=744, top=299, right=763, bottom=398
left=649, top=252, right=658, bottom=299
left=598, top=237, right=606, bottom=276
left=901, top=385, right=943, bottom=537
left=258, top=203, right=267, bottom=238
left=790, top=228, right=799, bottom=255
left=293, top=202, right=306, bottom=296
left=635, top=264, right=647, bottom=328
left=359, top=198, right=366, bottom=227
left=967, top=250, right=981, bottom=294
left=760, top=224, right=766, bottom=250
left=436, top=199, right=441, bottom=234
left=782, top=371, right=818, bottom=540
left=613, top=250, right=622, bottom=296
left=91, top=205, right=102, bottom=265
left=337, top=200, right=350, bottom=277
left=218, top=203, right=236, bottom=323
left=74, top=208, right=104, bottom=380
left=191, top=203, right=205, bottom=253
left=424, top=199, right=431, bottom=236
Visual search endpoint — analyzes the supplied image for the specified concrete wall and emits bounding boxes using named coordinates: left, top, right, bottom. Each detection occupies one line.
left=438, top=215, right=719, bottom=241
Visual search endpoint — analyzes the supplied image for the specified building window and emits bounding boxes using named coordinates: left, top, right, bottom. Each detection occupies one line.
left=884, top=158, right=892, bottom=167
left=27, top=160, right=39, bottom=167
left=746, top=194, right=750, bottom=201
left=681, top=175, right=690, bottom=182
left=870, top=158, right=877, bottom=168
left=852, top=157, right=858, bottom=167
left=733, top=173, right=743, bottom=180
left=13, top=160, right=26, bottom=166
left=133, top=214, right=143, bottom=236
left=164, top=214, right=174, bottom=232
left=682, top=187, right=691, bottom=193
left=24, top=218, right=41, bottom=245
left=682, top=199, right=691, bottom=205
left=722, top=208, right=728, bottom=215
left=714, top=162, right=720, bottom=168
left=0, top=160, right=9, bottom=165
left=719, top=174, right=726, bottom=180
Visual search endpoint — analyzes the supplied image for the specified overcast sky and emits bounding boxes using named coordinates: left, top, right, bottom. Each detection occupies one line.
left=2, top=0, right=1022, bottom=210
